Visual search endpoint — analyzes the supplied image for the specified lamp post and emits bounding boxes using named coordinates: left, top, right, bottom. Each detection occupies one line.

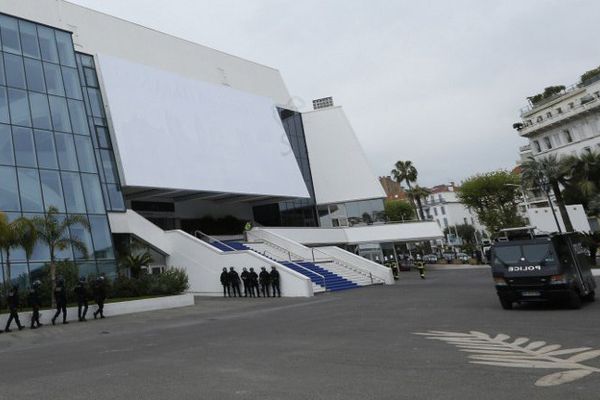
left=538, top=175, right=562, bottom=233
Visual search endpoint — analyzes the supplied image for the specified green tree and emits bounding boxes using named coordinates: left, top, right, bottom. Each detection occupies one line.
left=391, top=160, right=425, bottom=219
left=405, top=185, right=430, bottom=220
left=120, top=251, right=154, bottom=279
left=384, top=199, right=415, bottom=221
left=457, top=171, right=525, bottom=236
left=0, top=213, right=37, bottom=285
left=443, top=224, right=477, bottom=244
left=521, top=155, right=574, bottom=232
left=31, top=206, right=90, bottom=304
left=581, top=231, right=600, bottom=266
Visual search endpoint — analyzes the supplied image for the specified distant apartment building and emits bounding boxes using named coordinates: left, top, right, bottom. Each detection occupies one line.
left=378, top=176, right=406, bottom=200
left=515, top=67, right=600, bottom=159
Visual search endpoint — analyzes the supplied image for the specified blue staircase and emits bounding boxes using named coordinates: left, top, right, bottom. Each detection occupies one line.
left=207, top=241, right=249, bottom=252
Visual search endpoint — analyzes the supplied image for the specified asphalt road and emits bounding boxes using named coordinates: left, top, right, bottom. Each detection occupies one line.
left=0, top=268, right=599, bottom=400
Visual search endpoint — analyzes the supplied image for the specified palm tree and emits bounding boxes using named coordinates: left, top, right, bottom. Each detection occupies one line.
left=391, top=160, right=425, bottom=219
left=406, top=185, right=430, bottom=220
left=521, top=155, right=574, bottom=232
left=0, top=213, right=37, bottom=286
left=121, top=251, right=153, bottom=279
left=567, top=151, right=600, bottom=203
left=31, top=206, right=90, bottom=304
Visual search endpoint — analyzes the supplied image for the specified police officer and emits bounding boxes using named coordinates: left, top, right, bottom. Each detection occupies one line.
left=270, top=266, right=281, bottom=297
left=416, top=259, right=426, bottom=279
left=5, top=285, right=24, bottom=332
left=28, top=280, right=43, bottom=329
left=52, top=278, right=68, bottom=325
left=241, top=267, right=251, bottom=297
left=93, top=275, right=107, bottom=319
left=229, top=267, right=242, bottom=297
left=259, top=267, right=271, bottom=298
left=220, top=267, right=231, bottom=297
left=74, top=277, right=89, bottom=322
left=249, top=267, right=259, bottom=297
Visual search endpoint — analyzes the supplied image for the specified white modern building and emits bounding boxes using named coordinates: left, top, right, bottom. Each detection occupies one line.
left=0, top=0, right=443, bottom=297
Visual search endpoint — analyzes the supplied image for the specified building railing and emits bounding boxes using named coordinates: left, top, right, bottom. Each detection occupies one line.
left=194, top=230, right=237, bottom=251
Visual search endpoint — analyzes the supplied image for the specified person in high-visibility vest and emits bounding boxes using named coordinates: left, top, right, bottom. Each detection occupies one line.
left=243, top=222, right=253, bottom=241
left=416, top=260, right=426, bottom=279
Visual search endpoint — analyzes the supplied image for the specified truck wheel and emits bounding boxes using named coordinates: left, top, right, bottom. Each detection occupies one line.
left=568, top=290, right=582, bottom=309
left=499, top=296, right=513, bottom=310
left=583, top=291, right=596, bottom=302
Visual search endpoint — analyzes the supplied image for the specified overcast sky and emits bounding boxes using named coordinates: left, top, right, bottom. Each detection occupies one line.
left=70, top=0, right=600, bottom=187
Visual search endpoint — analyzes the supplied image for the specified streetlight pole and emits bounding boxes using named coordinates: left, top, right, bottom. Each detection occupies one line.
left=539, top=176, right=562, bottom=233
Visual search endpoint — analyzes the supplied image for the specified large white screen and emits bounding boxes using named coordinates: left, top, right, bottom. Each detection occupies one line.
left=96, top=54, right=309, bottom=198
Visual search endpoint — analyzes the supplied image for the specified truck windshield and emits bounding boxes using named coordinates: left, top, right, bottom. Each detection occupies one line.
left=493, top=243, right=555, bottom=266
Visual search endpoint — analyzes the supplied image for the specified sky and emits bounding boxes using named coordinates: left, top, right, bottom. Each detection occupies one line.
left=70, top=0, right=600, bottom=187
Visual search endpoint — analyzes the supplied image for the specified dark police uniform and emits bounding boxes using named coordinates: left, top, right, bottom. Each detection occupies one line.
left=229, top=268, right=242, bottom=297
left=93, top=277, right=107, bottom=319
left=259, top=267, right=271, bottom=298
left=52, top=281, right=68, bottom=325
left=270, top=267, right=281, bottom=297
left=241, top=268, right=251, bottom=297
left=220, top=268, right=231, bottom=297
left=5, top=286, right=24, bottom=332
left=74, top=279, right=89, bottom=321
left=28, top=282, right=42, bottom=329
left=249, top=268, right=259, bottom=297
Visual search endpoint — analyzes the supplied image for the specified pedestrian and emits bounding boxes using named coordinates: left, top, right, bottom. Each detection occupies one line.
left=259, top=267, right=271, bottom=298
left=270, top=266, right=281, bottom=297
left=51, top=278, right=68, bottom=325
left=93, top=275, right=107, bottom=319
left=241, top=267, right=251, bottom=297
left=4, top=285, right=24, bottom=332
left=229, top=267, right=242, bottom=297
left=74, top=277, right=89, bottom=322
left=28, top=280, right=43, bottom=329
left=249, top=267, right=259, bottom=297
left=416, top=260, right=426, bottom=279
left=220, top=267, right=231, bottom=297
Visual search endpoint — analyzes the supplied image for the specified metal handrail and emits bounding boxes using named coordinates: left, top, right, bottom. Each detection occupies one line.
left=312, top=247, right=379, bottom=284
left=257, top=247, right=326, bottom=289
left=194, top=230, right=236, bottom=251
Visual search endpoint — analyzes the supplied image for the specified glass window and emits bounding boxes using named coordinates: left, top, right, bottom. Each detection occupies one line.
left=37, top=26, right=59, bottom=63
left=441, top=206, right=446, bottom=215
left=34, top=129, right=58, bottom=169
left=89, top=215, right=114, bottom=260
left=74, top=135, right=96, bottom=173
left=69, top=216, right=93, bottom=260
left=54, top=132, right=78, bottom=170
left=13, top=126, right=36, bottom=167
left=544, top=136, right=552, bottom=150
left=0, top=124, right=14, bottom=165
left=95, top=125, right=110, bottom=148
left=54, top=214, right=73, bottom=260
left=8, top=88, right=32, bottom=127
left=23, top=58, right=46, bottom=92
left=43, top=62, right=65, bottom=96
left=0, top=166, right=20, bottom=211
left=493, top=246, right=522, bottom=266
left=78, top=262, right=97, bottom=278
left=0, top=87, right=9, bottom=124
left=87, top=88, right=104, bottom=117
left=83, top=67, right=98, bottom=87
left=100, top=149, right=118, bottom=183
left=29, top=92, right=52, bottom=130
left=106, top=183, right=125, bottom=210
left=17, top=168, right=43, bottom=212
left=4, top=53, right=26, bottom=89
left=68, top=99, right=89, bottom=134
left=0, top=53, right=5, bottom=86
left=22, top=237, right=49, bottom=263
left=18, top=20, right=40, bottom=59
left=39, top=169, right=65, bottom=212
left=62, top=66, right=82, bottom=100
left=48, top=95, right=71, bottom=132
left=81, top=173, right=104, bottom=214
left=0, top=15, right=21, bottom=54
left=55, top=31, right=76, bottom=67
left=61, top=171, right=85, bottom=213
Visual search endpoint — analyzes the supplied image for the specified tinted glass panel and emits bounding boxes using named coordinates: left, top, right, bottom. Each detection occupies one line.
left=69, top=216, right=93, bottom=260
left=0, top=53, right=5, bottom=85
left=23, top=58, right=45, bottom=92
left=62, top=66, right=82, bottom=100
left=68, top=99, right=88, bottom=134
left=29, top=92, right=52, bottom=130
left=87, top=88, right=104, bottom=117
left=8, top=88, right=31, bottom=127
left=39, top=169, right=65, bottom=211
left=0, top=86, right=9, bottom=123
left=18, top=20, right=40, bottom=59
left=0, top=124, right=14, bottom=165
left=48, top=95, right=71, bottom=132
left=107, top=184, right=125, bottom=210
left=100, top=149, right=117, bottom=183
left=493, top=246, right=522, bottom=266
left=13, top=126, right=36, bottom=168
left=95, top=125, right=110, bottom=148
left=0, top=166, right=20, bottom=211
left=83, top=67, right=98, bottom=87
left=4, top=53, right=26, bottom=89
left=61, top=171, right=85, bottom=213
left=89, top=215, right=114, bottom=259
left=55, top=31, right=76, bottom=67
left=43, top=62, right=64, bottom=96
left=81, top=173, right=104, bottom=214
left=522, top=244, right=555, bottom=265
left=54, top=132, right=78, bottom=170
left=34, top=129, right=57, bottom=169
left=0, top=15, right=21, bottom=54
left=37, top=26, right=59, bottom=63
left=74, top=135, right=96, bottom=173
left=17, top=168, right=43, bottom=212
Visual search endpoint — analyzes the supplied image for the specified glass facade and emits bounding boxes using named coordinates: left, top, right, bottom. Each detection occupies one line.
left=0, top=14, right=118, bottom=286
left=318, top=199, right=386, bottom=227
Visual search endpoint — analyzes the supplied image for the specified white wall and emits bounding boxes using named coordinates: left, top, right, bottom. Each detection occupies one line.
left=0, top=0, right=294, bottom=107
left=97, top=54, right=309, bottom=198
left=527, top=205, right=591, bottom=233
left=301, top=106, right=386, bottom=205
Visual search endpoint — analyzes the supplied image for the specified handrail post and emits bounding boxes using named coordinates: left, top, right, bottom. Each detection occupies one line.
left=312, top=248, right=315, bottom=263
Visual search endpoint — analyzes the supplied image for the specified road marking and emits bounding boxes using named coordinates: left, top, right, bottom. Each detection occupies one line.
left=414, top=330, right=600, bottom=387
